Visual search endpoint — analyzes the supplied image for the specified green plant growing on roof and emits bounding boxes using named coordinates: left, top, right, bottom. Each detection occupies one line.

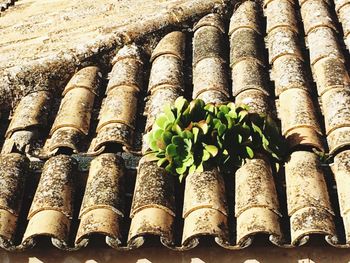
left=145, top=97, right=286, bottom=182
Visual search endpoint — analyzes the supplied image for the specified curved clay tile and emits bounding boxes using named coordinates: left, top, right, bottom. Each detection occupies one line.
left=181, top=167, right=229, bottom=247
left=312, top=57, right=350, bottom=96
left=235, top=157, right=283, bottom=246
left=279, top=89, right=322, bottom=136
left=192, top=14, right=229, bottom=103
left=196, top=89, right=230, bottom=104
left=231, top=59, right=270, bottom=96
left=143, top=31, right=185, bottom=134
left=235, top=89, right=271, bottom=115
left=335, top=0, right=350, bottom=51
left=151, top=31, right=186, bottom=62
left=264, top=0, right=298, bottom=34
left=97, top=87, right=138, bottom=132
left=23, top=155, right=77, bottom=250
left=298, top=0, right=350, bottom=154
left=229, top=1, right=261, bottom=35
left=271, top=55, right=309, bottom=96
left=331, top=150, right=350, bottom=245
left=148, top=55, right=183, bottom=94
left=76, top=153, right=125, bottom=248
left=192, top=57, right=230, bottom=100
left=44, top=66, right=100, bottom=155
left=301, top=0, right=337, bottom=35
left=285, top=151, right=336, bottom=246
left=0, top=153, right=28, bottom=250
left=307, top=27, right=344, bottom=65
left=107, top=46, right=143, bottom=94
left=266, top=29, right=303, bottom=64
left=265, top=0, right=324, bottom=151
left=2, top=91, right=51, bottom=154
left=128, top=157, right=175, bottom=248
left=321, top=88, right=350, bottom=135
left=89, top=46, right=143, bottom=155
left=230, top=28, right=265, bottom=67
left=327, top=127, right=350, bottom=154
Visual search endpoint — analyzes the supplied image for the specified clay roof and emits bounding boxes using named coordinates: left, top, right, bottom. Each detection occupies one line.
left=0, top=0, right=350, bottom=252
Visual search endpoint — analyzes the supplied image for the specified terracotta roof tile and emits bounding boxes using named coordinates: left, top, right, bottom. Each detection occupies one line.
left=1, top=0, right=350, bottom=252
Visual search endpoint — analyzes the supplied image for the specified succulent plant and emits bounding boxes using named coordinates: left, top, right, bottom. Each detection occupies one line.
left=145, top=97, right=285, bottom=182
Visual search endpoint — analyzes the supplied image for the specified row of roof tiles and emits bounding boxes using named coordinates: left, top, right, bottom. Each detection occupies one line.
left=0, top=0, right=350, bottom=251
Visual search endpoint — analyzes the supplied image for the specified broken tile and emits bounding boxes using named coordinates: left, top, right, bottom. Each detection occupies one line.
left=88, top=123, right=134, bottom=155
left=2, top=91, right=51, bottom=154
left=44, top=127, right=81, bottom=155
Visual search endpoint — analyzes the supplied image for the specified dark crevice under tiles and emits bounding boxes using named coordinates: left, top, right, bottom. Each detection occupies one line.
left=1, top=0, right=350, bottom=252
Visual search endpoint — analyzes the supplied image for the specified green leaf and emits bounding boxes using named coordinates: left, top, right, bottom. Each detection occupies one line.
left=176, top=164, right=187, bottom=175
left=162, top=131, right=173, bottom=145
left=204, top=144, right=218, bottom=157
left=197, top=121, right=209, bottom=134
left=156, top=115, right=169, bottom=129
left=150, top=140, right=159, bottom=151
left=193, top=127, right=199, bottom=143
left=219, top=105, right=230, bottom=114
left=196, top=163, right=204, bottom=173
left=163, top=104, right=175, bottom=122
left=153, top=129, right=164, bottom=140
left=218, top=124, right=227, bottom=136
left=246, top=146, right=254, bottom=158
left=238, top=110, right=248, bottom=122
left=174, top=97, right=188, bottom=113
left=202, top=150, right=210, bottom=161
left=188, top=164, right=196, bottom=175
left=166, top=144, right=177, bottom=157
